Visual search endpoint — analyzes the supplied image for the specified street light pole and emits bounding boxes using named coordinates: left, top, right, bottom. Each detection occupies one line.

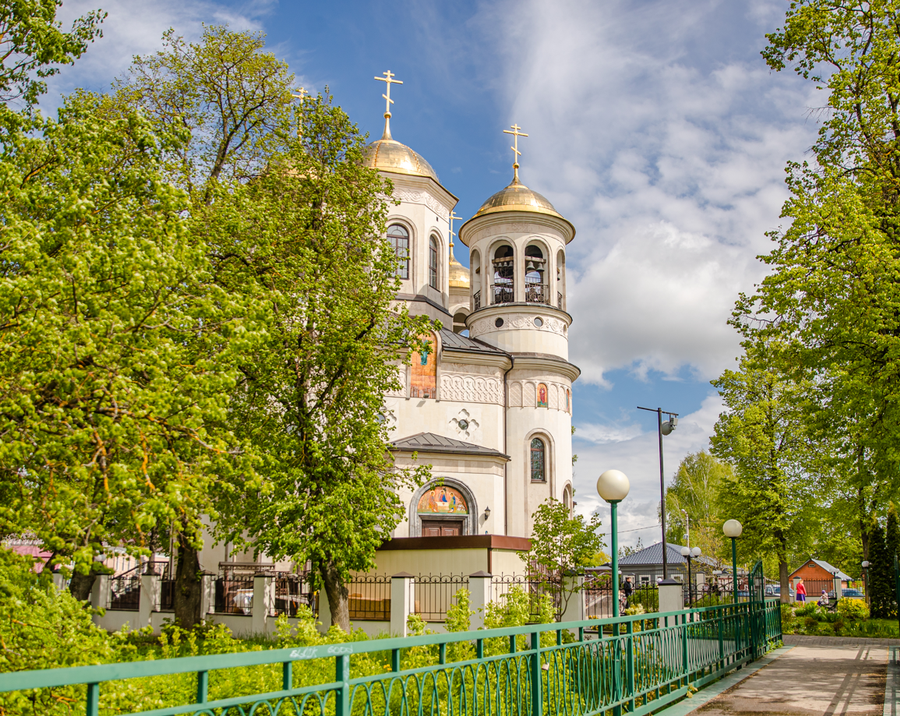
left=723, top=520, right=743, bottom=605
left=597, top=470, right=631, bottom=618
left=638, top=406, right=678, bottom=579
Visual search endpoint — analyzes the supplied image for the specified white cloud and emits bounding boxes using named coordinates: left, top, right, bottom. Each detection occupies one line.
left=574, top=394, right=726, bottom=550
left=471, top=0, right=820, bottom=387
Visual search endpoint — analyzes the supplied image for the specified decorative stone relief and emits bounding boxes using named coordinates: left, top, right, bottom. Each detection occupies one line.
left=439, top=374, right=502, bottom=405
left=451, top=409, right=480, bottom=439
left=508, top=380, right=572, bottom=412
left=442, top=362, right=498, bottom=377
left=509, top=382, right=523, bottom=407
left=469, top=313, right=568, bottom=338
left=393, top=189, right=450, bottom=219
left=524, top=382, right=536, bottom=408
left=385, top=365, right=408, bottom=397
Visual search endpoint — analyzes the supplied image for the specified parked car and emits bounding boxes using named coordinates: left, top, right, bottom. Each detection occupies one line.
left=828, top=588, right=865, bottom=600
left=765, top=585, right=795, bottom=598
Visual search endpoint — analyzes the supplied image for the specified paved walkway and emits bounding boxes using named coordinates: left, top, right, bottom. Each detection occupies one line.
left=664, top=636, right=900, bottom=716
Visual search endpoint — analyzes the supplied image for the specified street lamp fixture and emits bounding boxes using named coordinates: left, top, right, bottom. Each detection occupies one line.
left=861, top=560, right=870, bottom=606
left=597, top=469, right=630, bottom=618
left=680, top=545, right=702, bottom=605
left=638, top=406, right=678, bottom=579
left=723, top=519, right=742, bottom=604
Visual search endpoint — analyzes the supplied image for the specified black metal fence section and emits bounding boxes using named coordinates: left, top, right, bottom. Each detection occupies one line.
left=412, top=574, right=469, bottom=622
left=214, top=573, right=255, bottom=614
left=272, top=572, right=317, bottom=617
left=491, top=574, right=561, bottom=618
left=585, top=579, right=659, bottom=618
left=107, top=575, right=140, bottom=611
left=346, top=575, right=391, bottom=621
left=159, top=579, right=175, bottom=611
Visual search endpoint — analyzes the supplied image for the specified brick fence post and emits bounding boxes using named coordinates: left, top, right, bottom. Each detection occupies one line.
left=469, top=571, right=492, bottom=631
left=390, top=573, right=414, bottom=637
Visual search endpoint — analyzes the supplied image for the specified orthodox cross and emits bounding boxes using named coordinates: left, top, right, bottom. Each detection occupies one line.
left=375, top=70, right=403, bottom=139
left=449, top=210, right=462, bottom=249
left=290, top=88, right=309, bottom=137
left=503, top=123, right=528, bottom=182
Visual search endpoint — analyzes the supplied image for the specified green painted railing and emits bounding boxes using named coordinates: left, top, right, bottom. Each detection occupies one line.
left=0, top=600, right=782, bottom=716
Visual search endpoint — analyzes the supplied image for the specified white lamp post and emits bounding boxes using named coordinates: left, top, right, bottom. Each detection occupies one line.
left=723, top=519, right=743, bottom=604
left=597, top=469, right=630, bottom=618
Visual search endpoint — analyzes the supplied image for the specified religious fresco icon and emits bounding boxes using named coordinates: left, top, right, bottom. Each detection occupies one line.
left=537, top=383, right=549, bottom=408
left=417, top=486, right=468, bottom=514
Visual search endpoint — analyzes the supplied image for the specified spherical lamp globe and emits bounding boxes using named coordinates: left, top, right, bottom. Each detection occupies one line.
left=597, top=469, right=630, bottom=503
left=723, top=519, right=743, bottom=539
left=691, top=546, right=702, bottom=558
left=680, top=546, right=690, bottom=558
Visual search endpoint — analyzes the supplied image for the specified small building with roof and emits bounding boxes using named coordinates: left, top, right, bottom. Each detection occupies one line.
left=618, top=542, right=720, bottom=585
left=789, top=558, right=853, bottom=589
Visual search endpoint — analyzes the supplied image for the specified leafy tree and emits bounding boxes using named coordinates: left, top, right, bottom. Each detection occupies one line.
left=733, top=1, right=900, bottom=571
left=664, top=451, right=733, bottom=562
left=0, top=7, right=251, bottom=601
left=527, top=498, right=603, bottom=620
left=619, top=538, right=644, bottom=560
left=199, top=93, right=433, bottom=632
left=711, top=344, right=818, bottom=602
left=113, top=25, right=296, bottom=625
left=115, top=25, right=295, bottom=201
left=868, top=521, right=895, bottom=618
left=0, top=0, right=104, bottom=108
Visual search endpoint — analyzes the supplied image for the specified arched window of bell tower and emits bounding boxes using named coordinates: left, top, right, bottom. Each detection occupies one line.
left=471, top=250, right=482, bottom=309
left=556, top=249, right=566, bottom=310
left=563, top=484, right=573, bottom=516
left=388, top=224, right=410, bottom=280
left=492, top=244, right=514, bottom=305
left=525, top=243, right=548, bottom=305
left=429, top=234, right=439, bottom=289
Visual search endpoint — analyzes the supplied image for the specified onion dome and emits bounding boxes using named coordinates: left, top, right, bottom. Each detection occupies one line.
left=448, top=243, right=470, bottom=289
left=474, top=176, right=564, bottom=220
left=363, top=135, right=440, bottom=182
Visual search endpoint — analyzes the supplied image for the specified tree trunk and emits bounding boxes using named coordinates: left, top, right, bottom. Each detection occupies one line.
left=69, top=569, right=97, bottom=601
left=321, top=561, right=349, bottom=632
left=174, top=533, right=203, bottom=628
left=779, top=558, right=789, bottom=605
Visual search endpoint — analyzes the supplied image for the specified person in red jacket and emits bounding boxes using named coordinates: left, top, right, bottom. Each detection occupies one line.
left=795, top=578, right=807, bottom=603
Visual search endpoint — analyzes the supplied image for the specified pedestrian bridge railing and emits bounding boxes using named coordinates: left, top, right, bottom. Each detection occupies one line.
left=0, top=600, right=782, bottom=716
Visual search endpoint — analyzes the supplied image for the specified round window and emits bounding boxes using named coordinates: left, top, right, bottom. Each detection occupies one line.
left=534, top=317, right=544, bottom=327
left=458, top=419, right=469, bottom=431
left=495, top=318, right=504, bottom=328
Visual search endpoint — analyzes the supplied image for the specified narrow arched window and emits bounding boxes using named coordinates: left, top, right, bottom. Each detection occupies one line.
left=530, top=438, right=546, bottom=482
left=429, top=235, right=439, bottom=289
left=388, top=224, right=409, bottom=279
left=493, top=245, right=514, bottom=304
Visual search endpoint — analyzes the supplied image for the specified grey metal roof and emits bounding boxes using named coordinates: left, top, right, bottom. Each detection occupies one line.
left=390, top=432, right=509, bottom=458
left=439, top=328, right=508, bottom=355
left=618, top=542, right=718, bottom=568
left=807, top=559, right=852, bottom=582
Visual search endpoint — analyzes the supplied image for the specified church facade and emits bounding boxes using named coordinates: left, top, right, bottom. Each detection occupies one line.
left=364, top=77, right=580, bottom=543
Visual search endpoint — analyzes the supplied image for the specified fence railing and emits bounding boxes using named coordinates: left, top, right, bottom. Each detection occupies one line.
left=0, top=600, right=783, bottom=716
left=492, top=574, right=562, bottom=618
left=106, top=575, right=140, bottom=611
left=214, top=574, right=255, bottom=615
left=272, top=572, right=317, bottom=617
left=346, top=575, right=391, bottom=621
left=413, top=574, right=469, bottom=621
left=159, top=579, right=175, bottom=612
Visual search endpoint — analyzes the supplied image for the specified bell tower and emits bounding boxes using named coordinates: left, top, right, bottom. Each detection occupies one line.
left=458, top=124, right=579, bottom=538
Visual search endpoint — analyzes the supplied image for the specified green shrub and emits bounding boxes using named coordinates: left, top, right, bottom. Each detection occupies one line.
left=795, top=603, right=819, bottom=618
left=836, top=598, right=869, bottom=620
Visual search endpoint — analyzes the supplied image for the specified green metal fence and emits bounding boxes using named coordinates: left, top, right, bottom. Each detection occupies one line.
left=0, top=601, right=782, bottom=716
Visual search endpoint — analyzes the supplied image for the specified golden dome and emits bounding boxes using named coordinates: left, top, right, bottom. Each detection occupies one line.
left=448, top=248, right=470, bottom=289
left=474, top=177, right=564, bottom=220
left=363, top=136, right=439, bottom=183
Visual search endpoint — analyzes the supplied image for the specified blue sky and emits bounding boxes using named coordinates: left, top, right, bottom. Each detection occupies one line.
left=48, top=0, right=820, bottom=549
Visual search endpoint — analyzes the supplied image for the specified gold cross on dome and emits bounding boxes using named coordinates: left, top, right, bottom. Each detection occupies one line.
left=291, top=87, right=309, bottom=102
left=375, top=70, right=403, bottom=139
left=449, top=211, right=462, bottom=248
left=503, top=123, right=529, bottom=182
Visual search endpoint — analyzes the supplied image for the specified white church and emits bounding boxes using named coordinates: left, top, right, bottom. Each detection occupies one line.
left=202, top=73, right=580, bottom=577
left=366, top=71, right=578, bottom=552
